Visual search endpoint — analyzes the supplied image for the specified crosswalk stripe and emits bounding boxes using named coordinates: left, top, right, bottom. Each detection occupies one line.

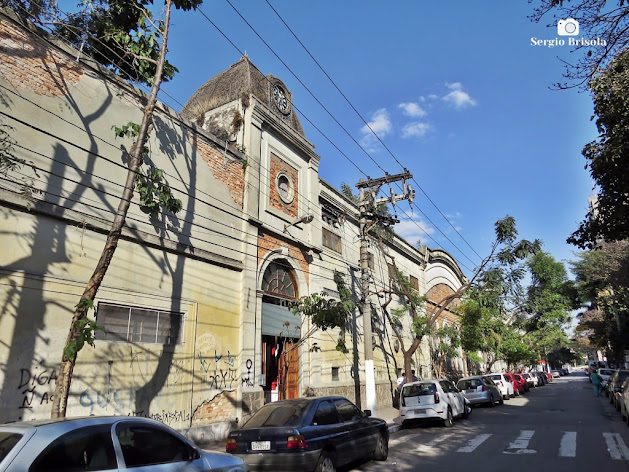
left=559, top=432, right=577, bottom=457
left=457, top=433, right=492, bottom=453
left=504, top=430, right=536, bottom=454
left=603, top=433, right=629, bottom=460
left=415, top=433, right=453, bottom=452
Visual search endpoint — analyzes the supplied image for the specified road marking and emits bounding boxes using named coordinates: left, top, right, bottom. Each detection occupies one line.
left=457, top=433, right=492, bottom=453
left=603, top=433, right=629, bottom=460
left=559, top=432, right=577, bottom=457
left=503, top=430, right=536, bottom=454
left=415, top=433, right=454, bottom=452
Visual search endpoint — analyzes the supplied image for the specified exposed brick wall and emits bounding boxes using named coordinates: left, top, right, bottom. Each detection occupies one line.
left=269, top=153, right=298, bottom=219
left=426, top=283, right=460, bottom=325
left=191, top=391, right=238, bottom=424
left=258, top=229, right=310, bottom=288
left=0, top=19, right=83, bottom=96
left=190, top=134, right=245, bottom=208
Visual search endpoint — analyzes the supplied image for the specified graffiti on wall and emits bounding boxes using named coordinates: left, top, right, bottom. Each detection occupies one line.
left=78, top=386, right=190, bottom=425
left=17, top=366, right=58, bottom=410
left=197, top=350, right=238, bottom=389
left=242, top=358, right=253, bottom=387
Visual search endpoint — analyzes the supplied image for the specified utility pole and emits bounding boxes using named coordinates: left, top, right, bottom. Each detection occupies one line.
left=356, top=171, right=414, bottom=414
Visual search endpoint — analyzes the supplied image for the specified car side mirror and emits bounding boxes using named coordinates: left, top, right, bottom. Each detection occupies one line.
left=363, top=409, right=372, bottom=417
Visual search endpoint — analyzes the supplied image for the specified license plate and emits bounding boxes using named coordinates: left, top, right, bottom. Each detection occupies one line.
left=466, top=389, right=475, bottom=393
left=251, top=441, right=271, bottom=451
left=414, top=409, right=426, bottom=414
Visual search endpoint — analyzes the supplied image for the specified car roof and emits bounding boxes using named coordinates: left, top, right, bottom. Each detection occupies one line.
left=0, top=416, right=173, bottom=432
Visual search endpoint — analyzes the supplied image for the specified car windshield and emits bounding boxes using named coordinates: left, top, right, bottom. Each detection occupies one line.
left=600, top=369, right=613, bottom=376
left=402, top=383, right=437, bottom=398
left=0, top=432, right=22, bottom=463
left=489, top=375, right=502, bottom=381
left=243, top=402, right=308, bottom=428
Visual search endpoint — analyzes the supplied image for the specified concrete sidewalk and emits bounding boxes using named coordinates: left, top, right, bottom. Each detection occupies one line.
left=196, top=406, right=402, bottom=453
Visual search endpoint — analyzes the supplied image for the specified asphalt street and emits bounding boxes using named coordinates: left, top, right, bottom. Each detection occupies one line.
left=349, top=373, right=629, bottom=472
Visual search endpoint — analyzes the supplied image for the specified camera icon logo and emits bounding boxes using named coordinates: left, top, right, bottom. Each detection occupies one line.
left=557, top=18, right=579, bottom=36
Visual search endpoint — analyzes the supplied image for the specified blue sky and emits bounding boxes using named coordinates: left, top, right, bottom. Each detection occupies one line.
left=157, top=1, right=597, bottom=278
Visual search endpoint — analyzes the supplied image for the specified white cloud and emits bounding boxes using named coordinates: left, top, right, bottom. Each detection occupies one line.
left=398, top=102, right=427, bottom=118
left=394, top=218, right=435, bottom=245
left=402, top=122, right=430, bottom=138
left=443, top=82, right=476, bottom=109
left=361, top=108, right=392, bottom=136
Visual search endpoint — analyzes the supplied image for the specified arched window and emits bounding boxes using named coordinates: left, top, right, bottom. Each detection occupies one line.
left=262, top=261, right=297, bottom=299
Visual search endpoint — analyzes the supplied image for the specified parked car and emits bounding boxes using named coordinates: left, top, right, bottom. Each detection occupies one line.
left=456, top=375, right=503, bottom=407
left=226, top=396, right=388, bottom=472
left=486, top=373, right=514, bottom=399
left=532, top=371, right=546, bottom=386
left=0, top=416, right=248, bottom=472
left=607, top=370, right=629, bottom=411
left=399, top=379, right=470, bottom=427
left=620, top=377, right=629, bottom=425
left=521, top=372, right=538, bottom=388
left=503, top=373, right=522, bottom=396
left=512, top=373, right=529, bottom=393
left=551, top=370, right=561, bottom=378
left=598, top=368, right=615, bottom=393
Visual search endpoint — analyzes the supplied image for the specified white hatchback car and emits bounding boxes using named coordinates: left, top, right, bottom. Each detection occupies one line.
left=399, top=378, right=470, bottom=427
left=486, top=373, right=514, bottom=400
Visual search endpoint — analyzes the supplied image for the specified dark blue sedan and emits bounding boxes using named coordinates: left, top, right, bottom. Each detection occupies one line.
left=226, top=396, right=388, bottom=472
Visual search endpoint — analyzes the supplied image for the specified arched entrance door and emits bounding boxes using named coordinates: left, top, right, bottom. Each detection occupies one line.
left=260, top=260, right=300, bottom=401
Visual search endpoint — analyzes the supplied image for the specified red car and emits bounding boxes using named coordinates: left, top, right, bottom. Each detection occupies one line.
left=512, top=373, right=529, bottom=393
left=504, top=373, right=523, bottom=396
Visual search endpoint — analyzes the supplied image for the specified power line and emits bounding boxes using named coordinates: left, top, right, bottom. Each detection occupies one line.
left=212, top=1, right=480, bottom=268
left=262, top=0, right=484, bottom=263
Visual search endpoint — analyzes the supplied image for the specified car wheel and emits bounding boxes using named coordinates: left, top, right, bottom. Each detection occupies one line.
left=499, top=395, right=504, bottom=405
left=489, top=394, right=495, bottom=407
left=373, top=433, right=388, bottom=461
left=504, top=393, right=509, bottom=400
left=315, top=451, right=336, bottom=472
left=443, top=408, right=453, bottom=427
left=463, top=404, right=471, bottom=418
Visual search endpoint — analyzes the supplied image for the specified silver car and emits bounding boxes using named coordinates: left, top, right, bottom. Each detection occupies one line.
left=0, top=416, right=248, bottom=472
left=457, top=376, right=503, bottom=407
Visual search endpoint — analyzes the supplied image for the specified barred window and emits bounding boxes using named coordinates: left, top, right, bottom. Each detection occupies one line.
left=95, top=303, right=182, bottom=346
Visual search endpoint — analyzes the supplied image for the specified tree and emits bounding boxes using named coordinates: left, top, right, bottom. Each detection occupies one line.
left=45, top=0, right=201, bottom=418
left=283, top=271, right=355, bottom=398
left=571, top=241, right=629, bottom=365
left=385, top=215, right=540, bottom=380
left=530, top=0, right=629, bottom=89
left=568, top=50, right=629, bottom=247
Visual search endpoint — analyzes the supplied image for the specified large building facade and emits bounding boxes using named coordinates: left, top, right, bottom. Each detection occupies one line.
left=0, top=9, right=469, bottom=440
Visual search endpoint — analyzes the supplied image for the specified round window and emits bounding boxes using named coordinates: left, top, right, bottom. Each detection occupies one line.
left=276, top=172, right=294, bottom=204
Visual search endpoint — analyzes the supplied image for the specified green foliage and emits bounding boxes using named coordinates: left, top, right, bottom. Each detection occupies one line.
left=135, top=166, right=182, bottom=216
left=522, top=251, right=574, bottom=333
left=63, top=299, right=104, bottom=362
left=113, top=122, right=141, bottom=139
left=52, top=0, right=202, bottom=86
left=569, top=50, right=629, bottom=247
left=571, top=241, right=629, bottom=364
left=290, top=271, right=355, bottom=351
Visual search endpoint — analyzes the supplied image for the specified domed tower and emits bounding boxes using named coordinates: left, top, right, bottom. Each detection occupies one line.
left=183, top=56, right=321, bottom=405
